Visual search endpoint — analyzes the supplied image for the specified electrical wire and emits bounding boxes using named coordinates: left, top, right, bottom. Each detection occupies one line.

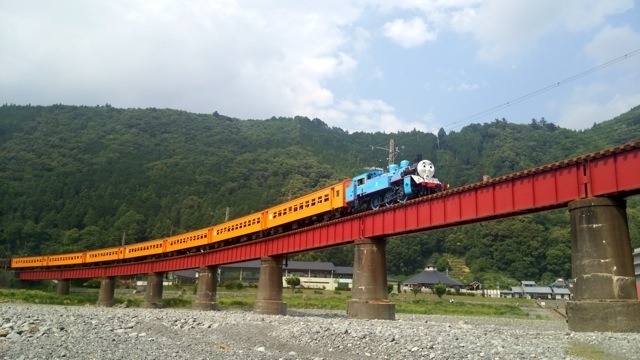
left=442, top=48, right=640, bottom=132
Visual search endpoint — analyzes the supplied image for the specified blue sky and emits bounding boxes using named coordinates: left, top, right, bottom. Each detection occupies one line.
left=2, top=1, right=639, bottom=134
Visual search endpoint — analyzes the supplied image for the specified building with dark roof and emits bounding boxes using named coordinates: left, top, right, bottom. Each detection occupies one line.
left=219, top=260, right=354, bottom=290
left=505, top=280, right=571, bottom=300
left=402, top=264, right=464, bottom=292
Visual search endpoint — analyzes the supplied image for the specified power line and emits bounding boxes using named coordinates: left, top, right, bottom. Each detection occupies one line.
left=443, top=48, right=640, bottom=131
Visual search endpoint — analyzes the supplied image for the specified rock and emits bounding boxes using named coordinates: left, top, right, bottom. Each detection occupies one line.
left=6, top=332, right=21, bottom=341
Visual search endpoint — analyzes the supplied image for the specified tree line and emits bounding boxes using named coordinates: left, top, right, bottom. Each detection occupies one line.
left=1, top=103, right=638, bottom=288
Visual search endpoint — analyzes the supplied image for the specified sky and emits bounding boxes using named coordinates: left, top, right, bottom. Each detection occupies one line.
left=1, top=0, right=639, bottom=134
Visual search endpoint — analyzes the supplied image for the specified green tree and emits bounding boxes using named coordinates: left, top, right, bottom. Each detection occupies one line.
left=285, top=276, right=301, bottom=292
left=434, top=284, right=447, bottom=299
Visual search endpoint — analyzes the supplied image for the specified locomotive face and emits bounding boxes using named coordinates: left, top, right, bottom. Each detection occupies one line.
left=416, top=160, right=435, bottom=178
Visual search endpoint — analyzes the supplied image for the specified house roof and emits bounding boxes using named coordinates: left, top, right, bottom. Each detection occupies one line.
left=552, top=287, right=571, bottom=295
left=334, top=266, right=353, bottom=276
left=523, top=286, right=554, bottom=294
left=403, top=269, right=463, bottom=286
left=286, top=261, right=335, bottom=271
left=549, top=280, right=569, bottom=288
left=173, top=270, right=197, bottom=278
left=223, top=260, right=261, bottom=268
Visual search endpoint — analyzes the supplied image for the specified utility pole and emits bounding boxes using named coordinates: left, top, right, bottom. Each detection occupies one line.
left=371, top=138, right=399, bottom=166
left=225, top=207, right=230, bottom=222
left=121, top=232, right=126, bottom=246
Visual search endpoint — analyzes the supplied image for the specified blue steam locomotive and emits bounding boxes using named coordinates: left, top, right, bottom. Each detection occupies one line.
left=346, top=157, right=444, bottom=211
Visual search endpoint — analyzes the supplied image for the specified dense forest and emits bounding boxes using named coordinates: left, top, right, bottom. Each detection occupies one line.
left=1, top=104, right=639, bottom=288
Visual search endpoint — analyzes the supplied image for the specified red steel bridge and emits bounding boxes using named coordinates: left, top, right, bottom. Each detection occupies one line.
left=17, top=140, right=640, bottom=281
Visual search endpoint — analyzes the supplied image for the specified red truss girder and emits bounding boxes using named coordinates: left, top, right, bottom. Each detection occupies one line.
left=18, top=141, right=640, bottom=280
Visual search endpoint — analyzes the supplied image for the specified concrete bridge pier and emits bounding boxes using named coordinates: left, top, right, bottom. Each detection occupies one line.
left=56, top=279, right=70, bottom=295
left=253, top=256, right=287, bottom=315
left=97, top=276, right=116, bottom=307
left=141, top=272, right=164, bottom=308
left=193, top=266, right=218, bottom=311
left=567, top=197, right=640, bottom=332
left=347, top=238, right=395, bottom=320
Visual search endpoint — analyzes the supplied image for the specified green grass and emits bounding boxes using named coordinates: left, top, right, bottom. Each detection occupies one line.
left=396, top=299, right=528, bottom=317
left=565, top=341, right=625, bottom=360
left=0, top=287, right=534, bottom=318
left=283, top=294, right=349, bottom=310
left=0, top=289, right=98, bottom=306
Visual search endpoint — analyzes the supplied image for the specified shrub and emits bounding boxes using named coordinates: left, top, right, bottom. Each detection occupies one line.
left=285, top=276, right=301, bottom=292
left=164, top=297, right=191, bottom=308
left=223, top=281, right=243, bottom=290
left=82, top=279, right=101, bottom=288
left=336, top=282, right=351, bottom=291
left=434, top=284, right=447, bottom=299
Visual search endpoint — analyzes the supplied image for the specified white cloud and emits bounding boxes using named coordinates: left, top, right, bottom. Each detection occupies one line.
left=557, top=84, right=640, bottom=129
left=450, top=0, right=634, bottom=62
left=0, top=1, right=363, bottom=121
left=1, top=0, right=638, bottom=134
left=556, top=24, right=640, bottom=130
left=313, top=98, right=429, bottom=133
left=585, top=25, right=640, bottom=66
left=447, top=82, right=481, bottom=92
left=383, top=17, right=436, bottom=48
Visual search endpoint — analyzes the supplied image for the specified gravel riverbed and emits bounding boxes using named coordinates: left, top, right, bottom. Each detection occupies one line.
left=1, top=302, right=639, bottom=360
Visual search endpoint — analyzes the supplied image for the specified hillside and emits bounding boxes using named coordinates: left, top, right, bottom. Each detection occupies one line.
left=1, top=103, right=639, bottom=286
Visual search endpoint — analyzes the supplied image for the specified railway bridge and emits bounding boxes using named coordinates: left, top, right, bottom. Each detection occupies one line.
left=15, top=141, right=640, bottom=332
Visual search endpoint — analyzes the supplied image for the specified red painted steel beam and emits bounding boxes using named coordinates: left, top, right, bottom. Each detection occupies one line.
left=17, top=141, right=640, bottom=280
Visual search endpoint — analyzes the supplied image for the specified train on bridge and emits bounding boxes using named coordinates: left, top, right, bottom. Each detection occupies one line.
left=12, top=158, right=445, bottom=270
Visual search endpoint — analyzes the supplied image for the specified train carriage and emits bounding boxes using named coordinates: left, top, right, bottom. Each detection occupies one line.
left=165, top=228, right=213, bottom=253
left=211, top=211, right=266, bottom=244
left=123, top=238, right=165, bottom=259
left=266, top=180, right=351, bottom=228
left=85, top=246, right=124, bottom=264
left=47, top=252, right=85, bottom=267
left=10, top=255, right=48, bottom=269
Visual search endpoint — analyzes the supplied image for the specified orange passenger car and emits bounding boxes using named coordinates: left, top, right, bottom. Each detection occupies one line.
left=123, top=238, right=165, bottom=259
left=211, top=211, right=266, bottom=244
left=47, top=252, right=85, bottom=267
left=265, top=179, right=350, bottom=228
left=165, top=228, right=213, bottom=253
left=10, top=256, right=48, bottom=269
left=85, top=246, right=124, bottom=264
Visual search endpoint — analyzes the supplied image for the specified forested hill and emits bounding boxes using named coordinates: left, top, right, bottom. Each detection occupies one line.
left=1, top=104, right=639, bottom=286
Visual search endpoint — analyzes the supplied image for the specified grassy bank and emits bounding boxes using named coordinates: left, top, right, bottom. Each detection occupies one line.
left=0, top=286, right=535, bottom=318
